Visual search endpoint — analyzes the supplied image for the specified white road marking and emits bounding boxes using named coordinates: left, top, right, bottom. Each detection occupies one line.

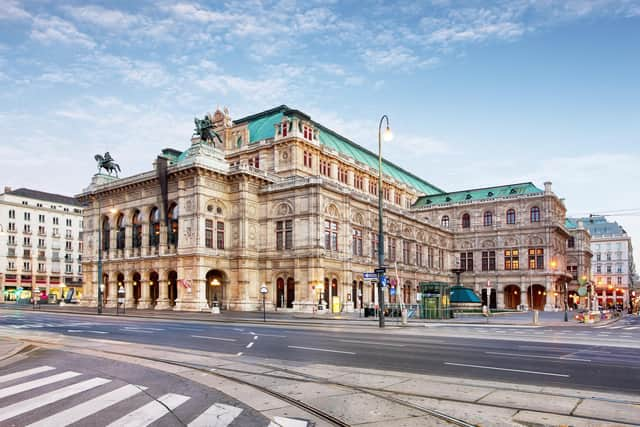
left=246, top=342, right=254, bottom=349
left=245, top=333, right=287, bottom=338
left=624, top=326, right=639, bottom=330
left=68, top=329, right=108, bottom=334
left=288, top=345, right=356, bottom=355
left=188, top=402, right=243, bottom=427
left=236, top=352, right=243, bottom=356
left=191, top=335, right=237, bottom=342
left=0, top=371, right=82, bottom=399
left=485, top=351, right=591, bottom=362
left=120, top=329, right=154, bottom=334
left=269, top=416, right=309, bottom=427
left=249, top=332, right=256, bottom=335
left=338, top=340, right=406, bottom=347
left=444, top=362, right=569, bottom=377
left=123, top=326, right=165, bottom=331
left=27, top=384, right=147, bottom=427
left=167, top=327, right=204, bottom=332
left=0, top=377, right=111, bottom=422
left=254, top=336, right=259, bottom=340
left=0, top=366, right=55, bottom=384
left=106, top=393, right=190, bottom=427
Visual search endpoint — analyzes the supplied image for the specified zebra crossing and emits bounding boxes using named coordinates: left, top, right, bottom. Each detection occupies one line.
left=0, top=365, right=308, bottom=427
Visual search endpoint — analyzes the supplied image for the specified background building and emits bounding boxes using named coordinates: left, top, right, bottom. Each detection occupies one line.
left=572, top=215, right=636, bottom=309
left=78, top=105, right=590, bottom=313
left=0, top=187, right=84, bottom=302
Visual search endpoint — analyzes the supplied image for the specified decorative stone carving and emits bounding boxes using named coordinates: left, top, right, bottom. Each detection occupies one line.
left=276, top=202, right=293, bottom=216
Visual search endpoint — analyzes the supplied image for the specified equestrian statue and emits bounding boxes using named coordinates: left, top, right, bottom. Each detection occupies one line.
left=194, top=116, right=223, bottom=146
left=94, top=152, right=121, bottom=177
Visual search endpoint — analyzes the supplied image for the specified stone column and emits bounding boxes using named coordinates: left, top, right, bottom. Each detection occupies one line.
left=497, top=289, right=505, bottom=310
left=159, top=223, right=168, bottom=256
left=124, top=225, right=133, bottom=258
left=544, top=278, right=554, bottom=311
left=141, top=225, right=149, bottom=257
left=137, top=274, right=152, bottom=309
left=155, top=277, right=171, bottom=310
left=105, top=274, right=117, bottom=307
left=124, top=278, right=135, bottom=309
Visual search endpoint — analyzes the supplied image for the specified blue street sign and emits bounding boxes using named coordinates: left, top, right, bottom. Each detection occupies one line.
left=390, top=287, right=396, bottom=296
left=380, top=276, right=387, bottom=287
left=363, top=272, right=377, bottom=280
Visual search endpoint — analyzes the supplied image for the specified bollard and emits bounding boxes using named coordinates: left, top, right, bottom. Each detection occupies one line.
left=533, top=309, right=539, bottom=325
left=401, top=308, right=408, bottom=326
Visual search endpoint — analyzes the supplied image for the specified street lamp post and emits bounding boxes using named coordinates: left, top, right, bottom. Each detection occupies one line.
left=96, top=195, right=103, bottom=315
left=377, top=115, right=393, bottom=329
left=564, top=281, right=568, bottom=322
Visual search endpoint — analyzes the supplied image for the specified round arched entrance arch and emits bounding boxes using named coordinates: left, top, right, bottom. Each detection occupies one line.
left=527, top=284, right=546, bottom=310
left=132, top=272, right=141, bottom=305
left=149, top=272, right=159, bottom=306
left=205, top=270, right=227, bottom=308
left=168, top=271, right=178, bottom=306
left=503, top=285, right=520, bottom=309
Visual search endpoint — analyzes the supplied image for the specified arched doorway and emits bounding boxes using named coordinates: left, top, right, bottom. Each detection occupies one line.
left=323, top=278, right=330, bottom=305
left=481, top=289, right=497, bottom=309
left=168, top=271, right=178, bottom=306
left=132, top=272, right=141, bottom=305
left=352, top=280, right=358, bottom=309
left=116, top=273, right=125, bottom=302
left=503, top=285, right=520, bottom=309
left=102, top=273, right=109, bottom=302
left=527, top=284, right=546, bottom=310
left=205, top=270, right=226, bottom=308
left=149, top=271, right=159, bottom=306
left=286, top=277, right=295, bottom=308
left=276, top=277, right=285, bottom=308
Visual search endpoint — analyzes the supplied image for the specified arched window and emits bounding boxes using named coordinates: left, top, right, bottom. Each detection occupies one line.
left=132, top=210, right=143, bottom=248
left=102, top=217, right=110, bottom=251
left=116, top=213, right=125, bottom=250
left=483, top=211, right=493, bottom=226
left=149, top=207, right=160, bottom=247
left=506, top=209, right=516, bottom=225
left=461, top=213, right=470, bottom=229
left=530, top=206, right=540, bottom=223
left=168, top=203, right=179, bottom=246
left=441, top=216, right=449, bottom=228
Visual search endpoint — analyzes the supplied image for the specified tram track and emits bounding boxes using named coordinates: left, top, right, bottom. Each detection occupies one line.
left=9, top=336, right=640, bottom=426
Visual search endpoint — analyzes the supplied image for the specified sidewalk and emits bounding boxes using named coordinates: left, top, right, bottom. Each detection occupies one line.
left=0, top=302, right=618, bottom=328
left=0, top=335, right=27, bottom=362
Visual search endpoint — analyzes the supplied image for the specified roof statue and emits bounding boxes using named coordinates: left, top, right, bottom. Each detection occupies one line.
left=194, top=115, right=223, bottom=147
left=94, top=152, right=121, bottom=177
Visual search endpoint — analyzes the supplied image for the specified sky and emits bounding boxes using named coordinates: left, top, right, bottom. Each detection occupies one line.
left=1, top=0, right=639, bottom=265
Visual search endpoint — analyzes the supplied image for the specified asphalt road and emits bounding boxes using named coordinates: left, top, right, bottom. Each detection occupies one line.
left=2, top=310, right=639, bottom=395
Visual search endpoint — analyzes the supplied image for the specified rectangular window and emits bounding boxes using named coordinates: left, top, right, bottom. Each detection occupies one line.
left=23, top=224, right=31, bottom=233
left=383, top=187, right=390, bottom=201
left=23, top=261, right=30, bottom=271
left=403, top=240, right=411, bottom=264
left=395, top=192, right=401, bottom=205
left=504, top=248, right=519, bottom=270
left=53, top=217, right=59, bottom=225
left=428, top=247, right=435, bottom=268
left=438, top=249, right=445, bottom=270
left=338, top=167, right=348, bottom=184
left=416, top=244, right=423, bottom=267
left=66, top=219, right=72, bottom=227
left=38, top=239, right=45, bottom=248
left=354, top=175, right=363, bottom=190
left=24, top=212, right=31, bottom=221
left=23, top=237, right=31, bottom=246
left=528, top=248, right=544, bottom=269
left=352, top=228, right=363, bottom=256
left=617, top=276, right=622, bottom=285
left=205, top=219, right=213, bottom=248
left=324, top=220, right=338, bottom=251
left=482, top=251, right=496, bottom=271
left=216, top=221, right=225, bottom=249
left=8, top=209, right=15, bottom=219
left=38, top=225, right=45, bottom=235
left=387, top=237, right=396, bottom=262
left=8, top=235, right=16, bottom=246
left=460, top=252, right=473, bottom=271
left=369, top=181, right=378, bottom=195
left=65, top=241, right=72, bottom=251
left=606, top=264, right=612, bottom=273
left=320, top=160, right=331, bottom=177
left=276, top=220, right=293, bottom=251
left=371, top=233, right=378, bottom=259
left=38, top=214, right=45, bottom=223
left=303, top=151, right=313, bottom=168
left=8, top=222, right=15, bottom=231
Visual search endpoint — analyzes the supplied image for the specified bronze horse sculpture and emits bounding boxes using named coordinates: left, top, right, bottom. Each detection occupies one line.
left=94, top=152, right=121, bottom=177
left=194, top=116, right=223, bottom=146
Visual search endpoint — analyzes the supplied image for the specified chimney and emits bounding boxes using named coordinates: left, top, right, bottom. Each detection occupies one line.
left=544, top=181, right=552, bottom=194
left=3, top=186, right=11, bottom=193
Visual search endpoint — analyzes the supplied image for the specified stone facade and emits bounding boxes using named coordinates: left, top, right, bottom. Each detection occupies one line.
left=77, top=105, right=591, bottom=312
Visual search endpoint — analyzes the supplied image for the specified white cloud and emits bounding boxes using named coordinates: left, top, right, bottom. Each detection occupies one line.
left=0, top=0, right=30, bottom=20
left=62, top=4, right=142, bottom=30
left=91, top=54, right=171, bottom=88
left=31, top=16, right=95, bottom=48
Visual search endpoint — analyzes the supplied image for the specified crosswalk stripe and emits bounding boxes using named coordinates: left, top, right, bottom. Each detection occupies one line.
left=0, top=371, right=81, bottom=399
left=27, top=384, right=146, bottom=427
left=0, top=366, right=55, bottom=384
left=106, top=393, right=190, bottom=427
left=269, top=416, right=309, bottom=427
left=0, top=377, right=111, bottom=422
left=624, top=326, right=639, bottom=330
left=188, top=403, right=243, bottom=427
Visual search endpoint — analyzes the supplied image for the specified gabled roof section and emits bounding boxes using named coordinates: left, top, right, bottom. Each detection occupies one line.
left=233, top=105, right=443, bottom=195
left=4, top=188, right=82, bottom=207
left=413, top=182, right=543, bottom=208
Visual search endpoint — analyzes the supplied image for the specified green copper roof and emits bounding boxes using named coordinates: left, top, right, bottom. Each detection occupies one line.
left=449, top=286, right=481, bottom=303
left=413, top=182, right=543, bottom=208
left=234, top=105, right=443, bottom=195
left=565, top=218, right=578, bottom=229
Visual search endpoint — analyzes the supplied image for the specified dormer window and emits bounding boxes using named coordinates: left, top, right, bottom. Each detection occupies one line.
left=303, top=125, right=314, bottom=141
left=465, top=194, right=472, bottom=200
left=488, top=191, right=494, bottom=197
left=509, top=188, right=517, bottom=194
left=445, top=196, right=451, bottom=202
